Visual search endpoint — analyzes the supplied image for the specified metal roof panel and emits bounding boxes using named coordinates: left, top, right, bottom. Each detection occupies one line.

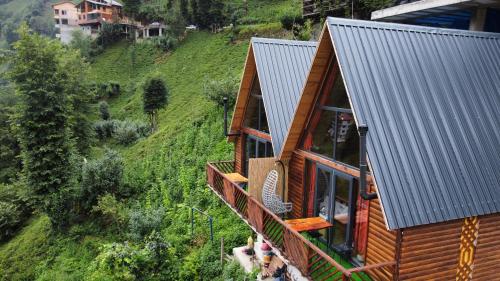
left=252, top=38, right=317, bottom=155
left=327, top=17, right=500, bottom=229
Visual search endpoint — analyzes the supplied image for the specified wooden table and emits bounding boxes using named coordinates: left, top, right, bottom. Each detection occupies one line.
left=285, top=217, right=333, bottom=232
left=224, top=173, right=248, bottom=183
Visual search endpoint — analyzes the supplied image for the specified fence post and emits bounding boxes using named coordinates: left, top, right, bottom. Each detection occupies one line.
left=191, top=208, right=194, bottom=237
left=209, top=217, right=214, bottom=243
left=220, top=237, right=224, bottom=266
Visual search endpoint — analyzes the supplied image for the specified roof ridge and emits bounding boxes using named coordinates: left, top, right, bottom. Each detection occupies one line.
left=327, top=17, right=500, bottom=39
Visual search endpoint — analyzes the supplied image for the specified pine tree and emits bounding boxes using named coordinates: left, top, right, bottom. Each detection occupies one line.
left=143, top=76, right=169, bottom=132
left=9, top=24, right=75, bottom=229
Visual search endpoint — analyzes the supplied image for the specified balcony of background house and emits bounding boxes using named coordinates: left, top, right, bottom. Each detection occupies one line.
left=79, top=11, right=112, bottom=25
left=206, top=161, right=394, bottom=280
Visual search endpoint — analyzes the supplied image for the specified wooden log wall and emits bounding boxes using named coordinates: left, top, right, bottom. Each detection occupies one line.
left=365, top=188, right=397, bottom=281
left=287, top=152, right=305, bottom=219
left=398, top=220, right=462, bottom=280
left=234, top=134, right=245, bottom=174
left=469, top=214, right=500, bottom=280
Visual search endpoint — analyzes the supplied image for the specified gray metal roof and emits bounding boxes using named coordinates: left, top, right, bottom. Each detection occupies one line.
left=252, top=38, right=317, bottom=155
left=327, top=17, right=500, bottom=229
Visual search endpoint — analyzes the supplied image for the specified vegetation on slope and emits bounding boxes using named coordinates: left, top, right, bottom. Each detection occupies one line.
left=0, top=0, right=304, bottom=280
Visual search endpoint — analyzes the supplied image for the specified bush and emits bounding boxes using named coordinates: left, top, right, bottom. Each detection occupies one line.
left=280, top=12, right=304, bottom=30
left=222, top=260, right=250, bottom=281
left=113, top=120, right=149, bottom=145
left=91, top=194, right=127, bottom=227
left=0, top=201, right=23, bottom=241
left=98, top=101, right=110, bottom=120
left=203, top=77, right=239, bottom=107
left=94, top=120, right=116, bottom=140
left=86, top=233, right=176, bottom=281
left=108, top=81, right=121, bottom=97
left=94, top=119, right=149, bottom=144
left=128, top=206, right=165, bottom=242
left=79, top=149, right=124, bottom=212
left=0, top=183, right=33, bottom=241
left=97, top=23, right=124, bottom=47
left=294, top=19, right=313, bottom=41
left=151, top=35, right=178, bottom=52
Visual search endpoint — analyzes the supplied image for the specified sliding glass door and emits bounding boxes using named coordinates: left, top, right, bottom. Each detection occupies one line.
left=313, top=164, right=357, bottom=256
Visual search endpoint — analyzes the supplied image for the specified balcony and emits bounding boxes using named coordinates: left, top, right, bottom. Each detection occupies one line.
left=206, top=161, right=394, bottom=281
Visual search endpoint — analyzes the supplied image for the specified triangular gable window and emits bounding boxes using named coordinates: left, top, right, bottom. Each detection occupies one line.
left=302, top=66, right=359, bottom=168
left=243, top=74, right=269, bottom=133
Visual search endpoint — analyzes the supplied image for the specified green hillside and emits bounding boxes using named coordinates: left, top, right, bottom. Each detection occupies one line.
left=0, top=0, right=299, bottom=279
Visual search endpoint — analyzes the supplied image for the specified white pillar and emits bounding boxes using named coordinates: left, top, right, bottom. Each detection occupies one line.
left=159, top=28, right=162, bottom=36
left=143, top=29, right=146, bottom=38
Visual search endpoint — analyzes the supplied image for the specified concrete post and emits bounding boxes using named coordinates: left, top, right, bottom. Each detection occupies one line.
left=159, top=27, right=162, bottom=37
left=469, top=7, right=487, bottom=31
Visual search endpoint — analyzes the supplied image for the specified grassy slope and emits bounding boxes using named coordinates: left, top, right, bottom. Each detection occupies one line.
left=0, top=1, right=300, bottom=279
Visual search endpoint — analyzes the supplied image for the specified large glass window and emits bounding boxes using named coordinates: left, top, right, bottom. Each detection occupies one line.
left=243, top=76, right=269, bottom=133
left=302, top=69, right=359, bottom=167
left=307, top=163, right=365, bottom=261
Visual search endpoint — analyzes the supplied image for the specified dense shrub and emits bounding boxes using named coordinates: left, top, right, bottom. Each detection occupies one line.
left=86, top=232, right=176, bottom=281
left=203, top=77, right=239, bottom=107
left=222, top=260, right=252, bottom=281
left=280, top=11, right=304, bottom=30
left=294, top=19, right=313, bottom=41
left=94, top=82, right=121, bottom=99
left=94, top=119, right=149, bottom=145
left=150, top=35, right=178, bottom=52
left=108, top=81, right=121, bottom=97
left=115, top=120, right=150, bottom=145
left=128, top=206, right=165, bottom=242
left=79, top=149, right=124, bottom=212
left=98, top=101, right=110, bottom=120
left=0, top=201, right=23, bottom=241
left=91, top=194, right=127, bottom=227
left=94, top=120, right=116, bottom=140
left=97, top=23, right=124, bottom=47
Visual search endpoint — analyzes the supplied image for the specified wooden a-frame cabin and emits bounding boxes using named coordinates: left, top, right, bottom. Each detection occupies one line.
left=207, top=18, right=500, bottom=281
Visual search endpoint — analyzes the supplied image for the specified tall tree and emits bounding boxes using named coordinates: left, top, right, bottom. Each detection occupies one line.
left=180, top=0, right=190, bottom=23
left=190, top=0, right=200, bottom=26
left=60, top=50, right=93, bottom=155
left=9, top=24, right=75, bottom=229
left=143, top=76, right=168, bottom=132
left=122, top=0, right=142, bottom=20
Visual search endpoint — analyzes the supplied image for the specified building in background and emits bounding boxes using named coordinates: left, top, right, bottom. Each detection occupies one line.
left=52, top=1, right=80, bottom=44
left=371, top=0, right=500, bottom=32
left=76, top=0, right=124, bottom=38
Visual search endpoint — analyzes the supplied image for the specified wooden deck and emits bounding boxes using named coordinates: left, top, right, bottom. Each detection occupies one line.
left=206, top=161, right=395, bottom=281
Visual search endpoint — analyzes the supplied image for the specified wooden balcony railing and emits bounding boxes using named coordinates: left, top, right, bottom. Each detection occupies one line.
left=206, top=161, right=395, bottom=281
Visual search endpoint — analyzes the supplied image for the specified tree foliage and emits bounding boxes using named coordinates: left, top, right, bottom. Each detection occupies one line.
left=143, top=76, right=168, bottom=132
left=80, top=149, right=124, bottom=212
left=9, top=24, right=75, bottom=229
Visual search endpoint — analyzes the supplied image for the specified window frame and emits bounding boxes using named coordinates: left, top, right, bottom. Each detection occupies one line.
left=244, top=134, right=273, bottom=176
